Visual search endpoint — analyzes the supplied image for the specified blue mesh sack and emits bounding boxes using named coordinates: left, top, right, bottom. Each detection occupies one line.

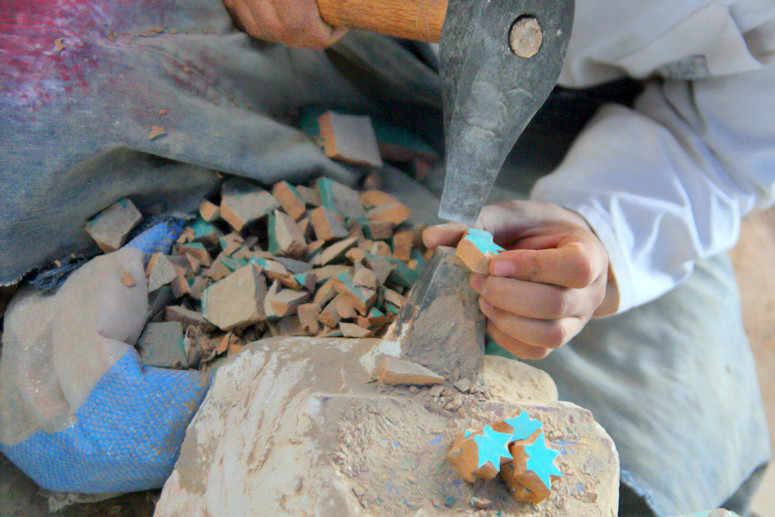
left=0, top=221, right=211, bottom=493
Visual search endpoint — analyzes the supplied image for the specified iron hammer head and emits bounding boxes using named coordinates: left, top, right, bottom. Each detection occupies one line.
left=438, top=0, right=574, bottom=225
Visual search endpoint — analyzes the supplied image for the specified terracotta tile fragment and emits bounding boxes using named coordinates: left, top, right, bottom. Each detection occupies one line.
left=318, top=111, right=383, bottom=167
left=85, top=198, right=143, bottom=253
left=272, top=181, right=307, bottom=220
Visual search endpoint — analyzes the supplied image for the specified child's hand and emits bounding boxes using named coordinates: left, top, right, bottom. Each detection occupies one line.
left=424, top=200, right=619, bottom=359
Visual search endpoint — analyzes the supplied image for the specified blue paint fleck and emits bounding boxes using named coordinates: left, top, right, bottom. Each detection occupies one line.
left=553, top=439, right=575, bottom=456
left=430, top=435, right=443, bottom=445
left=571, top=482, right=585, bottom=495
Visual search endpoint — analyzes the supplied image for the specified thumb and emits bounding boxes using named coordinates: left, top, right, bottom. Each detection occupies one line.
left=476, top=201, right=543, bottom=246
left=422, top=222, right=468, bottom=249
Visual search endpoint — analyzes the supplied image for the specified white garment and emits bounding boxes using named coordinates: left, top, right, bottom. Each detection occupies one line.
left=532, top=0, right=775, bottom=312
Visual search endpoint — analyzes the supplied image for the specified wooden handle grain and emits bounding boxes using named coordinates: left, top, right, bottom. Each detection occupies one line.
left=318, top=0, right=448, bottom=42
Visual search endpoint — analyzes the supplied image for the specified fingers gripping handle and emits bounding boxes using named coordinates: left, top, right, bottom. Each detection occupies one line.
left=317, top=0, right=448, bottom=42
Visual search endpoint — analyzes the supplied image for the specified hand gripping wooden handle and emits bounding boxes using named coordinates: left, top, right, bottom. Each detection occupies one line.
left=318, top=0, right=448, bottom=42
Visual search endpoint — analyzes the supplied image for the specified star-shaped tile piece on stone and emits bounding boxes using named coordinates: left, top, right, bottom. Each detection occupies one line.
left=473, top=425, right=513, bottom=469
left=524, top=431, right=563, bottom=488
left=504, top=411, right=543, bottom=442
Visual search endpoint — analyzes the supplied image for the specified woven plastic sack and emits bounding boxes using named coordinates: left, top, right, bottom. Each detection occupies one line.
left=0, top=221, right=211, bottom=493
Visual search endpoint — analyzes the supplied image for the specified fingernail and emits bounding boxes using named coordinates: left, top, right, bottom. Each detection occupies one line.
left=492, top=260, right=515, bottom=277
left=470, top=274, right=484, bottom=292
left=480, top=297, right=492, bottom=312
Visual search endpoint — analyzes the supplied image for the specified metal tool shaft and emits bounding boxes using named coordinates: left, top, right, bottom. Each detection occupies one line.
left=318, top=0, right=575, bottom=226
left=439, top=0, right=574, bottom=225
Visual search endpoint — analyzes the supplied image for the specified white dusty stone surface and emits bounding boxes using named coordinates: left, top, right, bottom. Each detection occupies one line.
left=155, top=337, right=619, bottom=516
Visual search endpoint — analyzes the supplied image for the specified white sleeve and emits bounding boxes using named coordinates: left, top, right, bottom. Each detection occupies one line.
left=530, top=3, right=775, bottom=313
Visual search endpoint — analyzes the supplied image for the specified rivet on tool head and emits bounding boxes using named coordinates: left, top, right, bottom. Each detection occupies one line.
left=509, top=16, right=542, bottom=58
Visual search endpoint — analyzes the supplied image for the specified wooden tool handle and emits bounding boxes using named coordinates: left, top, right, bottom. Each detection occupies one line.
left=318, top=0, right=447, bottom=43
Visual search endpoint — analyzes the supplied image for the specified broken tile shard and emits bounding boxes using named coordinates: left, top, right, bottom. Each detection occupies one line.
left=85, top=198, right=143, bottom=253
left=202, top=264, right=267, bottom=330
left=318, top=111, right=383, bottom=168
left=272, top=181, right=307, bottom=221
left=378, top=356, right=445, bottom=386
left=220, top=179, right=280, bottom=231
left=137, top=321, right=188, bottom=368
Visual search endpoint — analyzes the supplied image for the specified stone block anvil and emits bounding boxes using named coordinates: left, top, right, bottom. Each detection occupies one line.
left=318, top=0, right=574, bottom=225
left=156, top=331, right=619, bottom=516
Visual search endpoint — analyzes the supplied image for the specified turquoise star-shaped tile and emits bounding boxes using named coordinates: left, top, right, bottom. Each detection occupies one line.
left=473, top=425, right=513, bottom=469
left=525, top=431, right=563, bottom=488
left=464, top=228, right=505, bottom=255
left=504, top=412, right=543, bottom=442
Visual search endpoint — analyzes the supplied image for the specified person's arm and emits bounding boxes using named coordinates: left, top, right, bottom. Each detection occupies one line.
left=532, top=18, right=775, bottom=313
left=222, top=0, right=347, bottom=49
